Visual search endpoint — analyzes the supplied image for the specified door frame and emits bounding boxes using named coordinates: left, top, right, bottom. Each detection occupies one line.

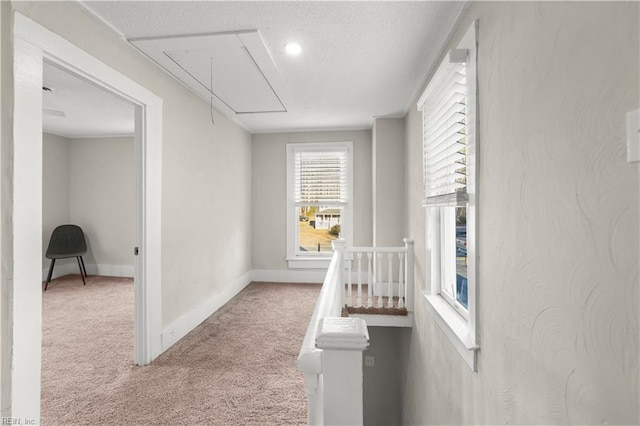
left=4, top=12, right=162, bottom=421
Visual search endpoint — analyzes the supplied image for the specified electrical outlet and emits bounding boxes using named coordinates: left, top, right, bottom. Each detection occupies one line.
left=364, top=356, right=375, bottom=367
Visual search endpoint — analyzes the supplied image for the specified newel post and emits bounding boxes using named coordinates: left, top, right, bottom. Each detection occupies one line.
left=316, top=317, right=369, bottom=425
left=303, top=372, right=322, bottom=426
left=404, top=238, right=415, bottom=312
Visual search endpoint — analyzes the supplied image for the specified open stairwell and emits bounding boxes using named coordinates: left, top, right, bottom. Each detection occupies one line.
left=297, top=239, right=414, bottom=425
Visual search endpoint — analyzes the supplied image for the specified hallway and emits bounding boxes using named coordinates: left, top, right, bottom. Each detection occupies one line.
left=42, top=277, right=320, bottom=425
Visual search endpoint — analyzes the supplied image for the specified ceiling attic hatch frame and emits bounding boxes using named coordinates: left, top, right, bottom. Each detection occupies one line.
left=131, top=30, right=290, bottom=119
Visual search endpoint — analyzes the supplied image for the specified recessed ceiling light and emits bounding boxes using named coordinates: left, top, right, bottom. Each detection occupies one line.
left=285, top=42, right=302, bottom=56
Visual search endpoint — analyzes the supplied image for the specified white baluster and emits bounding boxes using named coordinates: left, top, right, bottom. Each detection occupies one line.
left=347, top=256, right=352, bottom=307
left=398, top=252, right=405, bottom=309
left=356, top=252, right=363, bottom=307
left=367, top=252, right=373, bottom=307
left=377, top=253, right=383, bottom=308
left=387, top=253, right=393, bottom=308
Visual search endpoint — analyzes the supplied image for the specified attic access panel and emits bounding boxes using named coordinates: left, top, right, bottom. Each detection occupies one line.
left=131, top=30, right=289, bottom=115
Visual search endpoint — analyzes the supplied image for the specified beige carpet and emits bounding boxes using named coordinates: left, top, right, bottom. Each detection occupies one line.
left=42, top=275, right=321, bottom=425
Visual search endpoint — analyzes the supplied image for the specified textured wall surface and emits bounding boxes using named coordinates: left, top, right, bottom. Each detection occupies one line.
left=11, top=2, right=253, bottom=328
left=251, top=130, right=372, bottom=270
left=402, top=2, right=639, bottom=424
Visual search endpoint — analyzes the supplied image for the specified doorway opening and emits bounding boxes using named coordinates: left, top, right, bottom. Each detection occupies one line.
left=4, top=12, right=162, bottom=421
left=41, top=60, right=138, bottom=423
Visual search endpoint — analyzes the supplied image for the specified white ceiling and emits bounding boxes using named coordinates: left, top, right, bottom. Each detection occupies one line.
left=130, top=30, right=293, bottom=115
left=50, top=1, right=466, bottom=135
left=43, top=61, right=135, bottom=138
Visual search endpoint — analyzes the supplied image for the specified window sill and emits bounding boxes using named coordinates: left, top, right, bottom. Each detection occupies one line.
left=287, top=257, right=332, bottom=269
left=423, top=292, right=479, bottom=372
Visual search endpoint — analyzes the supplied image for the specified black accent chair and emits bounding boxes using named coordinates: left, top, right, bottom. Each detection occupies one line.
left=44, top=224, right=88, bottom=291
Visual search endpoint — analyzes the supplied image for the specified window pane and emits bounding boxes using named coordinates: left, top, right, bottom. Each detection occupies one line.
left=297, top=206, right=342, bottom=254
left=441, top=207, right=456, bottom=300
left=440, top=206, right=468, bottom=310
left=455, top=206, right=468, bottom=309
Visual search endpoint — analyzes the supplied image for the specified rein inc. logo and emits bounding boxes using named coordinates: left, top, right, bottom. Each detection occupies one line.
left=1, top=418, right=36, bottom=425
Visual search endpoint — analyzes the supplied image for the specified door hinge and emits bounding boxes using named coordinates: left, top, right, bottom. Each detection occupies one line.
left=134, top=246, right=139, bottom=256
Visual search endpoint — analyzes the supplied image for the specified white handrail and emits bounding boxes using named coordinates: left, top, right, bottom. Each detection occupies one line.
left=297, top=240, right=347, bottom=426
left=297, top=239, right=413, bottom=425
left=348, top=246, right=407, bottom=253
left=297, top=239, right=370, bottom=425
left=296, top=240, right=344, bottom=375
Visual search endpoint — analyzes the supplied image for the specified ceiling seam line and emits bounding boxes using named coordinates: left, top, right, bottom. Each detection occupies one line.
left=163, top=52, right=239, bottom=114
left=240, top=45, right=288, bottom=113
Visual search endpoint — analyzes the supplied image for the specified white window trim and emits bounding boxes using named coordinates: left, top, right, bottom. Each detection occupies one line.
left=419, top=21, right=480, bottom=371
left=286, top=142, right=354, bottom=269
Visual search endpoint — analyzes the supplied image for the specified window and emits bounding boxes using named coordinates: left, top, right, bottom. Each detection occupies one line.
left=286, top=142, right=353, bottom=268
left=418, top=21, right=479, bottom=371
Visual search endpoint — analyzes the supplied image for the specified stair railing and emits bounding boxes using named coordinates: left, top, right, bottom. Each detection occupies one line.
left=296, top=239, right=369, bottom=426
left=344, top=239, right=415, bottom=312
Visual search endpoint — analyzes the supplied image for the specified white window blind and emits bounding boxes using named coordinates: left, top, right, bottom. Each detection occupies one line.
left=294, top=150, right=348, bottom=205
left=420, top=54, right=468, bottom=204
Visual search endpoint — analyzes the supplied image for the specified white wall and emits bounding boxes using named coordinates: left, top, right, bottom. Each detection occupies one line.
left=372, top=118, right=405, bottom=247
left=10, top=1, right=253, bottom=330
left=69, top=137, right=135, bottom=271
left=402, top=2, right=639, bottom=424
left=363, top=327, right=408, bottom=425
left=42, top=135, right=136, bottom=277
left=251, top=130, right=372, bottom=271
left=42, top=133, right=70, bottom=270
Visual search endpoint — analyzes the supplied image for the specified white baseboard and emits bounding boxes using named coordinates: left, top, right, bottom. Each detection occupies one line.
left=160, top=269, right=324, bottom=354
left=161, top=271, right=253, bottom=352
left=41, top=262, right=134, bottom=281
left=251, top=269, right=325, bottom=283
left=88, top=264, right=134, bottom=278
left=42, top=260, right=77, bottom=281
left=44, top=266, right=327, bottom=285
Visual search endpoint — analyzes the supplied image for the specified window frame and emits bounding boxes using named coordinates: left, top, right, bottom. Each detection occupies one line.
left=419, top=21, right=480, bottom=371
left=286, top=142, right=354, bottom=269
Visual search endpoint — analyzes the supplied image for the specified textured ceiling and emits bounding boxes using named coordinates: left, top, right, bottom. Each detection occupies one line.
left=43, top=61, right=135, bottom=138
left=77, top=1, right=467, bottom=133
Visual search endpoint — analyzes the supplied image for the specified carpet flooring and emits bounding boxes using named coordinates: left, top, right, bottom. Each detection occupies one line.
left=41, top=275, right=321, bottom=425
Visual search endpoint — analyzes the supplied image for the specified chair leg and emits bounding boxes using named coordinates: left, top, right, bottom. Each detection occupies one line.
left=44, top=259, right=56, bottom=291
left=79, top=256, right=88, bottom=278
left=77, top=257, right=86, bottom=285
